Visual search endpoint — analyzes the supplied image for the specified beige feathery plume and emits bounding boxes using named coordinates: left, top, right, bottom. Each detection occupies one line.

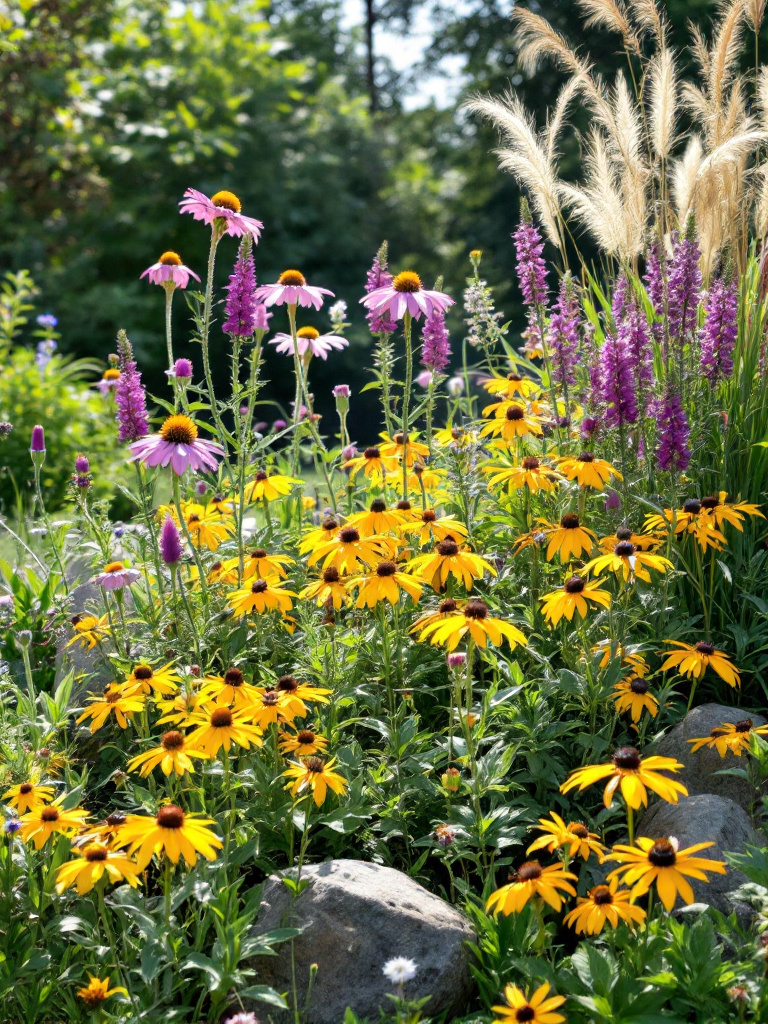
left=709, top=0, right=747, bottom=128
left=754, top=164, right=768, bottom=237
left=511, top=7, right=599, bottom=98
left=465, top=93, right=566, bottom=250
left=647, top=49, right=678, bottom=160
left=671, top=136, right=704, bottom=227
left=756, top=66, right=768, bottom=127
left=627, top=0, right=667, bottom=43
left=546, top=77, right=582, bottom=164
left=577, top=0, right=640, bottom=52
left=745, top=0, right=767, bottom=32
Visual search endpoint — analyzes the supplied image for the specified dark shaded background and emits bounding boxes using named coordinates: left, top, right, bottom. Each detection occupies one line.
left=0, top=0, right=726, bottom=442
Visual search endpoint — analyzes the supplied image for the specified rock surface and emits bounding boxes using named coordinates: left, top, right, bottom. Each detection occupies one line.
left=656, top=703, right=766, bottom=811
left=637, top=793, right=761, bottom=914
left=247, top=859, right=476, bottom=1024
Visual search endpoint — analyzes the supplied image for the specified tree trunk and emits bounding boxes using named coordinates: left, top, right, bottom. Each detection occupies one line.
left=365, top=0, right=377, bottom=113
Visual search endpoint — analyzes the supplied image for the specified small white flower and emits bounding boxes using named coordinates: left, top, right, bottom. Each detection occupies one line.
left=382, top=957, right=418, bottom=985
left=446, top=375, right=465, bottom=397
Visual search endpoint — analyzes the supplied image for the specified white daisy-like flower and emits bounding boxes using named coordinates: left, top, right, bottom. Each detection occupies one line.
left=382, top=957, right=418, bottom=985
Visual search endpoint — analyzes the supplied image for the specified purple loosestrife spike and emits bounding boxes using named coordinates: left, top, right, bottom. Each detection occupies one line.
left=513, top=217, right=548, bottom=309
left=223, top=241, right=258, bottom=337
left=599, top=330, right=638, bottom=429
left=645, top=240, right=665, bottom=327
left=611, top=274, right=630, bottom=324
left=115, top=331, right=149, bottom=444
left=160, top=514, right=183, bottom=565
left=30, top=425, right=45, bottom=453
left=667, top=230, right=702, bottom=347
left=622, top=301, right=654, bottom=396
left=365, top=243, right=396, bottom=335
left=254, top=303, right=270, bottom=332
left=421, top=309, right=451, bottom=373
left=548, top=275, right=579, bottom=390
left=700, top=277, right=738, bottom=383
left=656, top=390, right=691, bottom=472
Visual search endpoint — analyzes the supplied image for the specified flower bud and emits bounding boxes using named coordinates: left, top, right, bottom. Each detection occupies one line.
left=173, top=358, right=193, bottom=379
left=441, top=767, right=461, bottom=793
left=446, top=376, right=464, bottom=397
left=415, top=370, right=433, bottom=388
left=30, top=426, right=46, bottom=469
left=17, top=629, right=33, bottom=649
left=447, top=652, right=466, bottom=669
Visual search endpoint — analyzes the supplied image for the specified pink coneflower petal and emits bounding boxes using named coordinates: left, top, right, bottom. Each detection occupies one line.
left=269, top=332, right=349, bottom=360
left=179, top=188, right=264, bottom=240
left=128, top=422, right=224, bottom=477
left=360, top=278, right=454, bottom=322
left=140, top=263, right=201, bottom=288
left=255, top=283, right=335, bottom=309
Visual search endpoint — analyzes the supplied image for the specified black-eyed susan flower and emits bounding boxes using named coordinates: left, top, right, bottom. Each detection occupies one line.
left=526, top=812, right=605, bottom=862
left=307, top=527, right=391, bottom=575
left=244, top=470, right=302, bottom=504
left=408, top=539, right=495, bottom=592
left=347, top=498, right=408, bottom=537
left=179, top=502, right=231, bottom=551
left=18, top=799, right=89, bottom=850
left=545, top=513, right=596, bottom=562
left=583, top=540, right=673, bottom=583
left=483, top=371, right=540, bottom=400
left=198, top=667, right=263, bottom=708
left=77, top=976, right=128, bottom=1010
left=156, top=691, right=204, bottom=726
left=480, top=403, right=543, bottom=441
left=557, top=451, right=622, bottom=490
left=283, top=755, right=348, bottom=806
left=413, top=599, right=526, bottom=652
left=3, top=781, right=55, bottom=815
left=660, top=640, right=740, bottom=688
left=247, top=689, right=304, bottom=729
left=278, top=728, right=329, bottom=757
left=185, top=706, right=264, bottom=756
left=114, top=804, right=222, bottom=870
left=348, top=560, right=423, bottom=608
left=274, top=674, right=332, bottom=707
left=607, top=836, right=727, bottom=911
left=613, top=677, right=659, bottom=722
left=220, top=548, right=295, bottom=583
left=343, top=445, right=397, bottom=483
left=698, top=492, right=764, bottom=531
left=124, top=662, right=181, bottom=697
left=55, top=843, right=141, bottom=895
left=206, top=492, right=235, bottom=516
left=379, top=431, right=430, bottom=466
left=410, top=597, right=464, bottom=633
left=126, top=730, right=210, bottom=777
left=483, top=456, right=561, bottom=494
left=66, top=613, right=110, bottom=650
left=643, top=501, right=727, bottom=553
left=300, top=565, right=350, bottom=609
left=399, top=508, right=469, bottom=545
left=391, top=462, right=446, bottom=495
left=598, top=525, right=660, bottom=553
left=491, top=982, right=565, bottom=1024
left=562, top=879, right=646, bottom=934
left=299, top=516, right=343, bottom=555
left=560, top=746, right=687, bottom=810
left=433, top=423, right=477, bottom=447
left=76, top=687, right=146, bottom=733
left=687, top=718, right=768, bottom=757
left=540, top=575, right=611, bottom=626
left=486, top=860, right=577, bottom=915
left=228, top=577, right=297, bottom=617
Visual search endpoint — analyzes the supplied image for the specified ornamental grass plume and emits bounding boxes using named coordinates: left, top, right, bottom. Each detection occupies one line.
left=656, top=389, right=691, bottom=472
left=115, top=331, right=149, bottom=444
left=700, top=276, right=738, bottom=382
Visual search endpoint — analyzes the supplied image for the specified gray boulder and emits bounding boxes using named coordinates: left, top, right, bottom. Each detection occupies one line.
left=637, top=793, right=762, bottom=915
left=657, top=703, right=766, bottom=811
left=246, top=859, right=476, bottom=1024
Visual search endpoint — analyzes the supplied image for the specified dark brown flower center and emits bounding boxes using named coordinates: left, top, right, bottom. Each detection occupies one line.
left=735, top=718, right=753, bottom=733
left=156, top=804, right=185, bottom=829
left=106, top=811, right=126, bottom=826
left=134, top=665, right=153, bottom=681
left=339, top=527, right=360, bottom=544
left=322, top=566, right=341, bottom=583
left=305, top=756, right=326, bottom=772
left=251, top=549, right=267, bottom=560
left=370, top=499, right=387, bottom=513
left=591, top=884, right=614, bottom=906
left=630, top=678, right=649, bottom=694
left=278, top=675, right=299, bottom=692
left=700, top=496, right=720, bottom=509
left=19, top=783, right=33, bottom=795
left=464, top=600, right=488, bottom=620
left=507, top=372, right=523, bottom=381
left=564, top=575, right=586, bottom=594
left=393, top=432, right=408, bottom=444
left=568, top=823, right=589, bottom=838
left=616, top=526, right=633, bottom=540
left=255, top=471, right=268, bottom=481
left=505, top=405, right=525, bottom=421
left=561, top=513, right=580, bottom=529
left=376, top=561, right=397, bottom=577
left=224, top=668, right=244, bottom=687
left=612, top=746, right=641, bottom=770
left=396, top=500, right=412, bottom=510
left=322, top=518, right=339, bottom=532
left=648, top=839, right=677, bottom=867
left=514, top=1008, right=535, bottom=1023
left=422, top=509, right=437, bottom=522
left=297, top=730, right=316, bottom=744
left=437, top=539, right=459, bottom=556
left=683, top=498, right=702, bottom=514
left=41, top=808, right=59, bottom=822
left=161, top=730, right=185, bottom=750
left=615, top=541, right=636, bottom=557
left=439, top=598, right=458, bottom=613
left=210, top=708, right=233, bottom=728
left=695, top=641, right=715, bottom=655
left=106, top=692, right=121, bottom=704
left=577, top=451, right=595, bottom=462
left=521, top=456, right=540, bottom=470
left=84, top=844, right=109, bottom=862
left=263, top=691, right=280, bottom=705
left=364, top=446, right=381, bottom=459
left=515, top=860, right=543, bottom=882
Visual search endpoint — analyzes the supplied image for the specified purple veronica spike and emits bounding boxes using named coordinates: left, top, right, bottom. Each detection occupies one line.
left=421, top=309, right=451, bottom=373
left=548, top=276, right=579, bottom=390
left=599, top=330, right=638, bottom=429
left=667, top=231, right=702, bottom=346
left=700, top=277, right=738, bottom=383
left=622, top=301, right=654, bottom=396
left=611, top=274, right=629, bottom=324
left=365, top=248, right=396, bottom=335
left=645, top=240, right=665, bottom=316
left=513, top=218, right=548, bottom=309
left=656, top=390, right=691, bottom=472
left=160, top=514, right=183, bottom=565
left=115, top=333, right=149, bottom=444
left=223, top=245, right=258, bottom=337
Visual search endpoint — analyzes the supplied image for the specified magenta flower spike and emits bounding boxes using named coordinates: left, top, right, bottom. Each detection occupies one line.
left=30, top=425, right=45, bottom=453
left=223, top=245, right=259, bottom=336
left=160, top=514, right=183, bottom=565
left=421, top=309, right=451, bottom=373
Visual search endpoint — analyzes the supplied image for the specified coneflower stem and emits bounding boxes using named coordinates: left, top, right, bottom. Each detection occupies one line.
left=200, top=226, right=229, bottom=449
left=164, top=284, right=175, bottom=375
left=401, top=311, right=414, bottom=498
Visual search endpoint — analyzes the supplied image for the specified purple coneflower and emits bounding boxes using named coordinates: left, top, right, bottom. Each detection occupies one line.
left=129, top=414, right=224, bottom=475
left=421, top=309, right=451, bottom=373
left=269, top=327, right=348, bottom=360
left=256, top=270, right=333, bottom=310
left=667, top=230, right=702, bottom=346
left=513, top=217, right=548, bottom=309
left=700, top=277, right=738, bottom=383
left=141, top=251, right=200, bottom=290
left=547, top=276, right=579, bottom=391
left=361, top=271, right=453, bottom=322
left=656, top=390, right=691, bottom=472
left=115, top=334, right=149, bottom=444
left=179, top=188, right=263, bottom=240
left=599, top=331, right=637, bottom=429
left=160, top=514, right=183, bottom=565
left=223, top=245, right=258, bottom=336
left=93, top=561, right=141, bottom=591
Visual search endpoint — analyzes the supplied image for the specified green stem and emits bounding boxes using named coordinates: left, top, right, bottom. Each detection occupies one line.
left=401, top=311, right=413, bottom=498
left=172, top=474, right=209, bottom=607
left=199, top=226, right=229, bottom=448
left=164, top=284, right=175, bottom=372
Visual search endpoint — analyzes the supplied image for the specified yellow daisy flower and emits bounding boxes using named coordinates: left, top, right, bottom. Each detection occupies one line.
left=483, top=456, right=561, bottom=494
left=486, top=860, right=577, bottom=915
left=699, top=492, right=764, bottom=531
left=343, top=445, right=398, bottom=483
left=156, top=691, right=204, bottom=726
left=583, top=540, right=673, bottom=583
left=244, top=470, right=302, bottom=503
left=228, top=577, right=297, bottom=617
left=563, top=879, right=646, bottom=934
left=197, top=667, right=263, bottom=708
left=347, top=499, right=409, bottom=537
left=613, top=677, right=659, bottom=722
left=378, top=431, right=430, bottom=466
left=407, top=539, right=496, bottom=592
left=278, top=728, right=329, bottom=757
left=399, top=509, right=469, bottom=545
left=76, top=686, right=146, bottom=733
left=3, top=781, right=55, bottom=815
left=66, top=613, right=110, bottom=650
left=55, top=843, right=141, bottom=895
left=598, top=525, right=661, bottom=553
left=545, top=513, right=596, bottom=561
left=272, top=674, right=332, bottom=707
left=526, top=812, right=605, bottom=862
left=77, top=976, right=128, bottom=1010
left=660, top=640, right=740, bottom=688
left=126, top=730, right=210, bottom=777
left=643, top=501, right=727, bottom=553
left=307, top=527, right=391, bottom=575
left=218, top=548, right=295, bottom=583
left=491, top=982, right=565, bottom=1024
left=606, top=836, right=727, bottom=911
left=19, top=799, right=89, bottom=850
left=181, top=502, right=231, bottom=551
left=300, top=565, right=350, bottom=609
left=557, top=451, right=622, bottom=490
left=479, top=403, right=543, bottom=441
left=482, top=371, right=540, bottom=399
left=298, top=516, right=344, bottom=555
left=185, top=706, right=264, bottom=756
left=410, top=597, right=465, bottom=633
left=282, top=755, right=348, bottom=806
left=114, top=804, right=222, bottom=871
left=540, top=575, right=611, bottom=626
left=413, top=599, right=527, bottom=652
left=124, top=662, right=181, bottom=697
left=560, top=746, right=687, bottom=810
left=246, top=688, right=304, bottom=729
left=348, top=560, right=423, bottom=608
left=687, top=718, right=768, bottom=757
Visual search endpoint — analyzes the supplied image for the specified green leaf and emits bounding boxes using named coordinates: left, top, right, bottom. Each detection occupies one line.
left=239, top=984, right=289, bottom=1009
